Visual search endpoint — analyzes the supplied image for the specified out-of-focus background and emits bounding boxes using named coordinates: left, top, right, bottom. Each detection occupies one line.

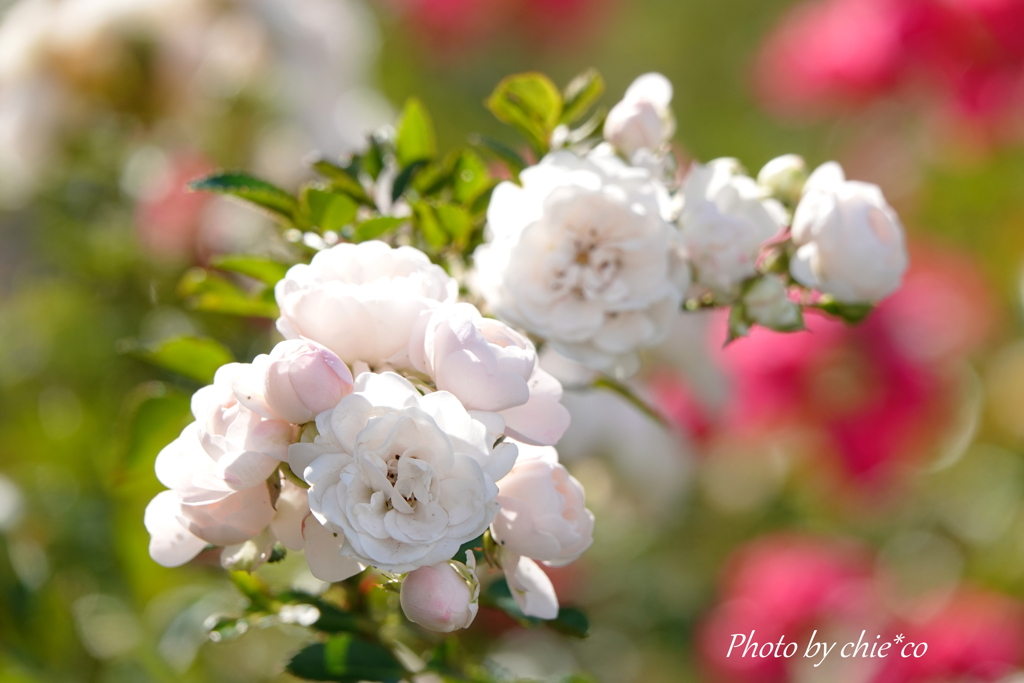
left=2, top=0, right=1024, bottom=681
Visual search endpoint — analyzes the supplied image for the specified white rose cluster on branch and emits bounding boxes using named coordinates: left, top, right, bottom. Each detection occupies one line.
left=143, top=68, right=910, bottom=646
left=147, top=239, right=587, bottom=629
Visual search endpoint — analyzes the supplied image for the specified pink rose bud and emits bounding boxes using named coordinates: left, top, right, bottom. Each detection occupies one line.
left=400, top=555, right=479, bottom=633
left=234, top=339, right=353, bottom=425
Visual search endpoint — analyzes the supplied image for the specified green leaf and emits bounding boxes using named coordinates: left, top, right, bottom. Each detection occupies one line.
left=395, top=98, right=438, bottom=168
left=311, top=158, right=374, bottom=206
left=141, top=336, right=234, bottom=384
left=208, top=617, right=249, bottom=643
left=549, top=607, right=589, bottom=638
left=561, top=69, right=605, bottom=125
left=178, top=269, right=279, bottom=318
left=469, top=135, right=526, bottom=177
left=125, top=391, right=191, bottom=467
left=453, top=150, right=492, bottom=205
left=486, top=72, right=563, bottom=156
left=480, top=578, right=588, bottom=636
left=354, top=216, right=405, bottom=242
left=469, top=183, right=497, bottom=218
left=189, top=172, right=297, bottom=225
left=211, top=254, right=290, bottom=287
left=725, top=302, right=750, bottom=344
left=276, top=592, right=361, bottom=634
left=286, top=635, right=405, bottom=683
left=435, top=204, right=473, bottom=248
left=412, top=202, right=447, bottom=249
left=363, top=137, right=386, bottom=181
left=301, top=186, right=359, bottom=233
left=813, top=299, right=874, bottom=324
left=391, top=160, right=427, bottom=203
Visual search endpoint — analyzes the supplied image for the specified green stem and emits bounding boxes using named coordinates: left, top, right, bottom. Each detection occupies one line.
left=281, top=463, right=309, bottom=489
left=592, top=375, right=670, bottom=430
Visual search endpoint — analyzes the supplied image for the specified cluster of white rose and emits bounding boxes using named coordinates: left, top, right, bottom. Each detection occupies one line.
left=146, top=241, right=590, bottom=632
left=475, top=73, right=909, bottom=377
left=144, top=70, right=909, bottom=635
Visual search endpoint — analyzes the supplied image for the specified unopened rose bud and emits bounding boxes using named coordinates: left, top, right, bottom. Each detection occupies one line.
left=400, top=554, right=479, bottom=633
left=743, top=275, right=802, bottom=331
left=757, top=154, right=808, bottom=206
left=604, top=72, right=675, bottom=159
left=233, top=339, right=353, bottom=424
left=790, top=162, right=908, bottom=303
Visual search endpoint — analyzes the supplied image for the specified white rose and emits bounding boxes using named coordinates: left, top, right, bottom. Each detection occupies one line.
left=679, top=158, right=786, bottom=295
left=491, top=443, right=593, bottom=567
left=742, top=275, right=802, bottom=331
left=275, top=240, right=458, bottom=369
left=232, top=338, right=354, bottom=425
left=145, top=365, right=298, bottom=567
left=269, top=479, right=365, bottom=582
left=473, top=148, right=689, bottom=377
left=289, top=372, right=518, bottom=573
left=790, top=162, right=908, bottom=303
left=408, top=303, right=570, bottom=446
left=603, top=72, right=675, bottom=160
left=400, top=552, right=479, bottom=632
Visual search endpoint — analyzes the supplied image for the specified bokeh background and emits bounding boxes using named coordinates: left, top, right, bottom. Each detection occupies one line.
left=2, top=0, right=1024, bottom=681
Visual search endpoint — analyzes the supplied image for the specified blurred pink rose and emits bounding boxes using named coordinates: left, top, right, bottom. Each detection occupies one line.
left=700, top=535, right=1024, bottom=683
left=699, top=535, right=876, bottom=683
left=871, top=589, right=1024, bottom=683
left=755, top=0, right=1024, bottom=141
left=134, top=152, right=214, bottom=263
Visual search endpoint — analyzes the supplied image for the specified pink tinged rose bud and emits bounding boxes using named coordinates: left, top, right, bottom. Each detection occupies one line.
left=234, top=339, right=354, bottom=425
left=408, top=304, right=570, bottom=446
left=400, top=553, right=480, bottom=633
left=491, top=443, right=594, bottom=567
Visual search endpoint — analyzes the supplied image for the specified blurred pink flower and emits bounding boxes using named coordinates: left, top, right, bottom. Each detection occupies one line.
left=699, top=535, right=876, bottom=683
left=871, top=589, right=1024, bottom=683
left=658, top=245, right=994, bottom=487
left=755, top=0, right=1024, bottom=140
left=134, top=152, right=214, bottom=263
left=755, top=0, right=906, bottom=115
left=700, top=535, right=1024, bottom=683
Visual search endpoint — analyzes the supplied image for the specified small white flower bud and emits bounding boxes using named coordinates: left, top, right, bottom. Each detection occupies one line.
left=743, top=275, right=802, bottom=331
left=757, top=154, right=808, bottom=205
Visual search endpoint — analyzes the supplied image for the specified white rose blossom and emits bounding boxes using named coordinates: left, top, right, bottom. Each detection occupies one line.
left=491, top=442, right=594, bottom=567
left=603, top=72, right=675, bottom=161
left=275, top=240, right=458, bottom=369
left=679, top=158, right=787, bottom=296
left=473, top=147, right=690, bottom=377
left=408, top=303, right=570, bottom=446
left=790, top=162, right=908, bottom=303
left=288, top=372, right=518, bottom=573
left=400, top=551, right=480, bottom=632
left=145, top=364, right=298, bottom=567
